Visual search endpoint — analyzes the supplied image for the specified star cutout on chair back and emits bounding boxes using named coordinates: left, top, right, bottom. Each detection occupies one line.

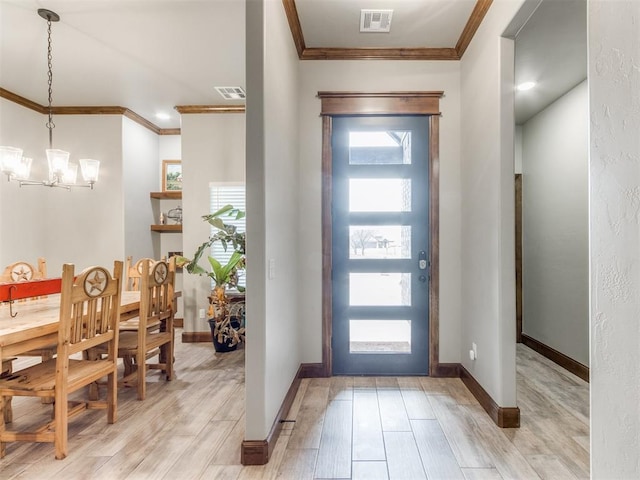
left=153, top=263, right=168, bottom=284
left=84, top=270, right=107, bottom=296
left=10, top=264, right=33, bottom=282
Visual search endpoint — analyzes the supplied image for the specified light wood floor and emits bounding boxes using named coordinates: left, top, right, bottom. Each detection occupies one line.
left=1, top=338, right=589, bottom=479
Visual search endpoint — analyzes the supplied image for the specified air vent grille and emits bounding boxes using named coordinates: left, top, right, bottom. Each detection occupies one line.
left=360, top=9, right=393, bottom=33
left=215, top=86, right=246, bottom=100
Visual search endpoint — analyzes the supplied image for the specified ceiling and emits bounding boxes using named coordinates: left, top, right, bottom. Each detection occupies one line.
left=514, top=0, right=586, bottom=124
left=0, top=0, right=586, bottom=131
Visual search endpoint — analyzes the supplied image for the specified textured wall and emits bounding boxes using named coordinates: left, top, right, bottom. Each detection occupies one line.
left=589, top=1, right=640, bottom=477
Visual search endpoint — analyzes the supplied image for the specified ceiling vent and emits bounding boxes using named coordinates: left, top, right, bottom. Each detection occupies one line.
left=360, top=9, right=393, bottom=33
left=215, top=86, right=246, bottom=100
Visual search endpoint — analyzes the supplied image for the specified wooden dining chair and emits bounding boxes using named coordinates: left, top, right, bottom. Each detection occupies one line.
left=116, top=258, right=175, bottom=400
left=0, top=359, right=15, bottom=424
left=0, top=261, right=123, bottom=460
left=0, top=258, right=47, bottom=283
left=1, top=258, right=57, bottom=394
left=124, top=256, right=155, bottom=292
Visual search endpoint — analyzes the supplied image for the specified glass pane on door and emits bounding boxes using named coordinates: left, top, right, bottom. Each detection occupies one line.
left=350, top=320, right=412, bottom=353
left=349, top=225, right=411, bottom=259
left=349, top=131, right=412, bottom=165
left=349, top=178, right=411, bottom=212
left=349, top=272, right=411, bottom=306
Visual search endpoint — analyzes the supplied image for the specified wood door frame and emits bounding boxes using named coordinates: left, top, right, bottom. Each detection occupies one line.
left=515, top=173, right=523, bottom=342
left=319, top=91, right=443, bottom=376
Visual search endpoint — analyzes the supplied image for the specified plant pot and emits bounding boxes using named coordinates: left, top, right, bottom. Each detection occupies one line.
left=208, top=318, right=238, bottom=353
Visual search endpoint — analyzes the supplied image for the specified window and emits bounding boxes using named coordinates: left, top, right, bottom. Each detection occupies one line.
left=209, top=183, right=246, bottom=289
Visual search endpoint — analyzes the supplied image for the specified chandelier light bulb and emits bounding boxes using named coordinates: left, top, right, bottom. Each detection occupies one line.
left=62, top=163, right=78, bottom=184
left=46, top=148, right=70, bottom=179
left=15, top=157, right=32, bottom=181
left=80, top=158, right=100, bottom=183
left=0, top=146, right=23, bottom=177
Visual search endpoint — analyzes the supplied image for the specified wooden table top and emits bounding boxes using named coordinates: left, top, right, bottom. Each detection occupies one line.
left=0, top=291, right=140, bottom=348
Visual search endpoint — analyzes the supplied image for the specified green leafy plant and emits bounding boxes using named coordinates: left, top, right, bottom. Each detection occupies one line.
left=177, top=205, right=246, bottom=349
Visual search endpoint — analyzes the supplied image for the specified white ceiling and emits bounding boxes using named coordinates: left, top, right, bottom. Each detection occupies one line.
left=0, top=0, right=246, bottom=130
left=0, top=0, right=587, bottom=130
left=296, top=0, right=477, bottom=48
left=514, top=0, right=587, bottom=125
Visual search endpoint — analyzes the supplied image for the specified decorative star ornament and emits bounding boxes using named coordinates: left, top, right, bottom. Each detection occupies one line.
left=84, top=270, right=107, bottom=296
left=154, top=263, right=168, bottom=283
left=11, top=264, right=33, bottom=282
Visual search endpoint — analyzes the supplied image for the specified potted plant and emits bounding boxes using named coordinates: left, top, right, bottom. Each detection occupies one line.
left=177, top=205, right=246, bottom=352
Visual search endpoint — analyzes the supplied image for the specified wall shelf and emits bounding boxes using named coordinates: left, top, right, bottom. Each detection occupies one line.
left=150, top=224, right=182, bottom=232
left=150, top=191, right=182, bottom=199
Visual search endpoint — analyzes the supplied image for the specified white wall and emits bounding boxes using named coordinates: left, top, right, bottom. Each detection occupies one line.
left=0, top=99, right=47, bottom=268
left=263, top=0, right=301, bottom=439
left=298, top=61, right=462, bottom=365
left=180, top=113, right=245, bottom=333
left=40, top=115, right=125, bottom=272
left=0, top=103, right=126, bottom=274
left=522, top=80, right=589, bottom=365
left=123, top=116, right=158, bottom=262
left=245, top=0, right=301, bottom=441
left=589, top=1, right=640, bottom=477
left=158, top=136, right=182, bottom=259
left=158, top=134, right=183, bottom=317
left=459, top=0, right=525, bottom=406
left=159, top=135, right=181, bottom=161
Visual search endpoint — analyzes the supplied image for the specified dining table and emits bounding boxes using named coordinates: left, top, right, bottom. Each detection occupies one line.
left=0, top=290, right=141, bottom=367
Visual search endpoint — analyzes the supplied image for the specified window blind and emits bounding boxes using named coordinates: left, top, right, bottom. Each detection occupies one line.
left=209, top=183, right=246, bottom=288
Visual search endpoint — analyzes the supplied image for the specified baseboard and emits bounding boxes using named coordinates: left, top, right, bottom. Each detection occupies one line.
left=241, top=364, right=304, bottom=465
left=174, top=317, right=184, bottom=328
left=460, top=365, right=520, bottom=428
left=240, top=440, right=268, bottom=465
left=521, top=334, right=589, bottom=382
left=299, top=362, right=327, bottom=378
left=181, top=331, right=211, bottom=343
left=432, top=362, right=460, bottom=378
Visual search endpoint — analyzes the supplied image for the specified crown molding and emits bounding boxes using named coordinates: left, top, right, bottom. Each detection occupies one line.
left=456, top=0, right=494, bottom=58
left=174, top=105, right=246, bottom=114
left=283, top=0, right=493, bottom=61
left=301, top=47, right=459, bottom=61
left=0, top=87, right=175, bottom=135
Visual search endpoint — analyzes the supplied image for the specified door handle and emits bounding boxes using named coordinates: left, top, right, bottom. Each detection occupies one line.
left=419, top=251, right=427, bottom=270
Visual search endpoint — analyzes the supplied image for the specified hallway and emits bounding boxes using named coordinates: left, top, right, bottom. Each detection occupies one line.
left=263, top=343, right=589, bottom=479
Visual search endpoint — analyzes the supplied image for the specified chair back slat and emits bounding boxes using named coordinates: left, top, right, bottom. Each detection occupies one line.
left=125, top=257, right=156, bottom=291
left=58, top=263, right=123, bottom=362
left=138, top=258, right=174, bottom=336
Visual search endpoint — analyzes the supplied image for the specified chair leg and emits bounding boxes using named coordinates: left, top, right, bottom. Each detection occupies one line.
left=0, top=396, right=6, bottom=458
left=41, top=351, right=55, bottom=405
left=107, top=370, right=117, bottom=424
left=1, top=360, right=14, bottom=424
left=137, top=349, right=146, bottom=401
left=53, top=389, right=68, bottom=460
left=2, top=396, right=11, bottom=424
left=123, top=356, right=134, bottom=377
left=165, top=338, right=174, bottom=381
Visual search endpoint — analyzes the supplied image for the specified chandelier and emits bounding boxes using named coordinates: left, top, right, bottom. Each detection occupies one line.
left=0, top=9, right=99, bottom=190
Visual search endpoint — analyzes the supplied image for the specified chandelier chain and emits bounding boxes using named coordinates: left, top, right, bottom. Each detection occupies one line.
left=46, top=17, right=54, bottom=149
